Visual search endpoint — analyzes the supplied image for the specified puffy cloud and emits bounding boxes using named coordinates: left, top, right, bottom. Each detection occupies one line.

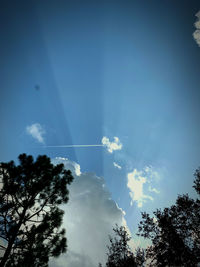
left=50, top=158, right=130, bottom=267
left=113, top=162, right=122, bottom=169
left=26, top=123, right=45, bottom=144
left=193, top=11, right=200, bottom=46
left=52, top=157, right=81, bottom=176
left=127, top=169, right=152, bottom=208
left=127, top=167, right=160, bottom=208
left=102, top=136, right=122, bottom=153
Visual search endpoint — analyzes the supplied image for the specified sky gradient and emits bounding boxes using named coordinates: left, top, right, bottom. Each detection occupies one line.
left=0, top=0, right=200, bottom=265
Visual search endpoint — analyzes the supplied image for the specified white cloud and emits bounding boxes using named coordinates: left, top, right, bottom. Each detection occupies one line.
left=193, top=11, right=200, bottom=46
left=144, top=166, right=160, bottom=181
left=50, top=158, right=131, bottom=267
left=127, top=169, right=152, bottom=208
left=113, top=162, right=122, bottom=169
left=52, top=157, right=81, bottom=176
left=102, top=136, right=122, bottom=153
left=148, top=186, right=160, bottom=194
left=26, top=123, right=45, bottom=144
left=127, top=167, right=160, bottom=208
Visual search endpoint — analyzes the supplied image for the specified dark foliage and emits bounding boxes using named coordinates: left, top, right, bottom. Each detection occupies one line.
left=137, top=168, right=200, bottom=266
left=0, top=154, right=73, bottom=267
left=194, top=167, right=200, bottom=195
left=134, top=247, right=146, bottom=267
left=106, top=225, right=136, bottom=267
left=100, top=225, right=145, bottom=267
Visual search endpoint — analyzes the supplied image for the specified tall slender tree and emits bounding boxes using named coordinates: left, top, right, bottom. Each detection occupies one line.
left=104, top=225, right=137, bottom=267
left=0, top=153, right=73, bottom=267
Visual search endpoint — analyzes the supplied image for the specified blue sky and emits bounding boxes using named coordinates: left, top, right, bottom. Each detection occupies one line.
left=1, top=0, right=200, bottom=265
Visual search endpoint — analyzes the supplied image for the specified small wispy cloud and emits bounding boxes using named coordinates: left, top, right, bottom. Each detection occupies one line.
left=26, top=123, right=45, bottom=144
left=102, top=136, right=122, bottom=153
left=144, top=166, right=160, bottom=181
left=148, top=186, right=160, bottom=194
left=127, top=167, right=160, bottom=208
left=113, top=162, right=122, bottom=170
left=193, top=10, right=200, bottom=46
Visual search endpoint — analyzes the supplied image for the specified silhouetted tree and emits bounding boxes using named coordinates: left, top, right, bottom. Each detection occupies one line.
left=194, top=167, right=200, bottom=194
left=101, top=225, right=137, bottom=267
left=134, top=247, right=145, bottom=266
left=137, top=168, right=200, bottom=266
left=0, top=154, right=73, bottom=267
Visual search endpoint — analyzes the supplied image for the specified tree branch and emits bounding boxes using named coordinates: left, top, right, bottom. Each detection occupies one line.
left=26, top=196, right=52, bottom=221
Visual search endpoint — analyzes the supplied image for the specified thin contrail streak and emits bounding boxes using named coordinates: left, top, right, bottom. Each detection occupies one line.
left=44, top=144, right=104, bottom=148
